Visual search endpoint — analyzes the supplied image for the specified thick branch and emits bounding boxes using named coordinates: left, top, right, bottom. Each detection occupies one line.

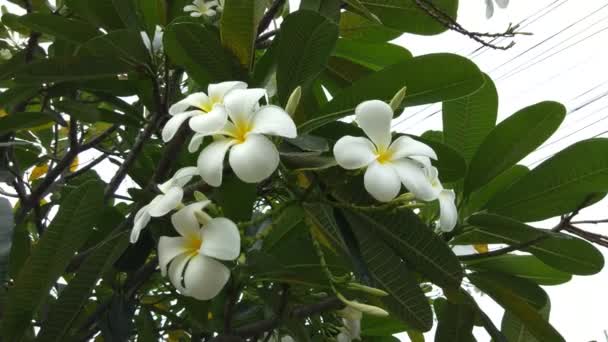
left=257, top=0, right=286, bottom=36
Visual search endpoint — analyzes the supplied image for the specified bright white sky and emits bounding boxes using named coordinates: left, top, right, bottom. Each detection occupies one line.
left=2, top=0, right=607, bottom=340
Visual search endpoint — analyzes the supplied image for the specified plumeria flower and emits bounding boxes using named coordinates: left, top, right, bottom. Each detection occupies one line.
left=485, top=0, right=509, bottom=18
left=333, top=100, right=438, bottom=202
left=158, top=201, right=240, bottom=300
left=336, top=306, right=362, bottom=342
left=184, top=0, right=219, bottom=17
left=196, top=88, right=297, bottom=186
left=141, top=25, right=163, bottom=56
left=162, top=81, right=247, bottom=142
left=414, top=163, right=458, bottom=232
left=130, top=167, right=199, bottom=243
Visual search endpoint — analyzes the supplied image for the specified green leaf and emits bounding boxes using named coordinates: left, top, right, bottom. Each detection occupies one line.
left=36, top=232, right=129, bottom=342
left=0, top=112, right=58, bottom=135
left=276, top=11, right=339, bottom=105
left=135, top=308, right=158, bottom=342
left=13, top=57, right=132, bottom=83
left=54, top=100, right=141, bottom=126
left=137, top=0, right=167, bottom=33
left=487, top=138, right=608, bottom=221
left=300, top=0, right=341, bottom=22
left=18, top=13, right=100, bottom=44
left=343, top=0, right=382, bottom=23
left=349, top=217, right=433, bottom=331
left=361, top=315, right=410, bottom=336
left=502, top=297, right=550, bottom=342
left=459, top=213, right=604, bottom=275
left=360, top=0, right=458, bottom=35
left=414, top=136, right=467, bottom=182
left=0, top=198, right=14, bottom=284
left=111, top=0, right=139, bottom=29
left=465, top=255, right=571, bottom=286
left=434, top=301, right=476, bottom=342
left=464, top=165, right=528, bottom=216
left=302, top=53, right=484, bottom=133
left=468, top=272, right=564, bottom=342
left=443, top=73, right=498, bottom=162
left=164, top=22, right=235, bottom=86
left=339, top=11, right=401, bottom=42
left=212, top=175, right=256, bottom=222
left=465, top=101, right=566, bottom=195
left=79, top=29, right=151, bottom=67
left=280, top=152, right=337, bottom=170
left=2, top=180, right=104, bottom=341
left=64, top=0, right=125, bottom=30
left=342, top=209, right=463, bottom=289
left=220, top=0, right=265, bottom=69
left=333, top=38, right=412, bottom=70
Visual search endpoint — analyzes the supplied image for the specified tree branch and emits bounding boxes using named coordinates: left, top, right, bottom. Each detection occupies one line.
left=257, top=0, right=286, bottom=36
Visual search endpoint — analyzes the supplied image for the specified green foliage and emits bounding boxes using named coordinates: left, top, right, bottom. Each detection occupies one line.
left=0, top=198, right=14, bottom=285
left=220, top=0, right=266, bottom=69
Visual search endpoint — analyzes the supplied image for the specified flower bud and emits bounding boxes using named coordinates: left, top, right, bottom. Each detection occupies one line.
left=346, top=283, right=389, bottom=297
left=389, top=86, right=407, bottom=112
left=336, top=293, right=389, bottom=317
left=285, top=86, right=302, bottom=117
left=194, top=191, right=208, bottom=202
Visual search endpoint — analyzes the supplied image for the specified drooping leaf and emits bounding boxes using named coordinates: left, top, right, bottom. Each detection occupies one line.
left=465, top=101, right=566, bottom=195
left=443, top=73, right=498, bottom=162
left=0, top=112, right=58, bottom=135
left=18, top=13, right=100, bottom=44
left=276, top=10, right=339, bottom=105
left=220, top=0, right=265, bottom=69
left=487, top=138, right=608, bottom=221
left=458, top=213, right=604, bottom=275
left=164, top=22, right=236, bottom=86
left=465, top=255, right=572, bottom=286
left=2, top=180, right=104, bottom=341
left=301, top=53, right=484, bottom=133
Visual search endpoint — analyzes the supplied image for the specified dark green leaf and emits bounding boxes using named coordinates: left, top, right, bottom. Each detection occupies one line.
left=434, top=301, right=476, bottom=342
left=13, top=57, right=132, bottom=83
left=135, top=308, right=158, bottom=342
left=280, top=152, right=337, bottom=170
left=65, top=0, right=125, bottom=30
left=468, top=272, right=564, bottom=342
left=2, top=180, right=104, bottom=341
left=343, top=0, right=382, bottom=23
left=137, top=0, right=167, bottom=33
left=300, top=0, right=341, bottom=22
left=459, top=213, right=604, bottom=275
left=465, top=255, right=571, bottom=286
left=339, top=11, right=401, bottom=42
left=302, top=53, right=484, bottom=133
left=220, top=0, right=265, bottom=69
left=464, top=165, right=528, bottom=215
left=361, top=315, right=410, bottom=336
left=212, top=175, right=256, bottom=221
left=0, top=112, right=58, bottom=135
left=0, top=198, right=14, bottom=284
left=54, top=100, right=141, bottom=126
left=487, top=138, right=608, bottom=221
left=502, top=297, right=550, bottom=342
left=443, top=73, right=498, bottom=162
left=79, top=29, right=151, bottom=67
left=333, top=38, right=412, bottom=70
left=414, top=136, right=467, bottom=182
left=18, top=13, right=100, bottom=44
left=465, top=101, right=566, bottom=195
left=164, top=23, right=235, bottom=86
left=276, top=11, right=339, bottom=105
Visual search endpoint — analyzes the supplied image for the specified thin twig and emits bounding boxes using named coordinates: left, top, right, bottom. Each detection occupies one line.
left=257, top=0, right=286, bottom=36
left=64, top=153, right=109, bottom=181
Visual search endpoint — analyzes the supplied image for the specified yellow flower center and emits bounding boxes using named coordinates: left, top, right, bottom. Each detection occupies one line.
left=232, top=120, right=251, bottom=144
left=376, top=149, right=394, bottom=164
left=184, top=236, right=203, bottom=257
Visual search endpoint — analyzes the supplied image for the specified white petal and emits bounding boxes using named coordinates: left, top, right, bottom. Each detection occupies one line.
left=495, top=0, right=509, bottom=9
left=229, top=134, right=279, bottom=183
left=190, top=11, right=203, bottom=17
left=250, top=105, right=297, bottom=138
left=388, top=136, right=437, bottom=160
left=336, top=333, right=351, bottom=342
left=189, top=133, right=206, bottom=153
left=333, top=136, right=376, bottom=170
left=140, top=31, right=152, bottom=51
left=171, top=166, right=200, bottom=188
left=170, top=93, right=211, bottom=115
left=198, top=138, right=237, bottom=187
left=204, top=9, right=216, bottom=16
left=171, top=201, right=211, bottom=238
left=409, top=155, right=432, bottom=169
left=452, top=245, right=477, bottom=256
left=183, top=254, right=230, bottom=300
left=162, top=111, right=199, bottom=142
left=439, top=189, right=458, bottom=232
left=224, top=88, right=266, bottom=125
left=188, top=105, right=228, bottom=136
left=158, top=236, right=188, bottom=276
left=207, top=81, right=247, bottom=102
left=168, top=253, right=190, bottom=291
left=200, top=217, right=241, bottom=261
left=391, top=159, right=438, bottom=201
left=355, top=100, right=393, bottom=150
left=485, top=0, right=494, bottom=18
left=363, top=162, right=401, bottom=202
left=130, top=205, right=151, bottom=243
left=183, top=4, right=199, bottom=12
left=148, top=187, right=183, bottom=217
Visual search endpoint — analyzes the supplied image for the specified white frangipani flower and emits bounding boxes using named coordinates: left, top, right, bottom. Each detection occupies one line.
left=415, top=164, right=458, bottom=232
left=485, top=0, right=509, bottom=18
left=158, top=201, right=240, bottom=300
left=196, top=88, right=297, bottom=186
left=141, top=25, right=164, bottom=56
left=162, top=81, right=247, bottom=142
left=333, top=100, right=437, bottom=202
left=130, top=167, right=199, bottom=243
left=184, top=0, right=219, bottom=17
left=337, top=306, right=362, bottom=341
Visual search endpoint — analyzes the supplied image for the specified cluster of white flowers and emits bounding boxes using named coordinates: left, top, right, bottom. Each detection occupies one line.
left=184, top=0, right=223, bottom=18
left=129, top=80, right=457, bottom=301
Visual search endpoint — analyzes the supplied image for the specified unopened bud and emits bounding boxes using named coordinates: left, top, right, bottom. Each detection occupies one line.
left=285, top=86, right=302, bottom=117
left=194, top=191, right=208, bottom=202
left=346, top=283, right=389, bottom=297
left=389, top=86, right=407, bottom=112
left=336, top=293, right=389, bottom=317
left=194, top=210, right=211, bottom=225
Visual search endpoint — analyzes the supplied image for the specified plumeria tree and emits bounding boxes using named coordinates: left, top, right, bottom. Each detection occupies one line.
left=1, top=0, right=607, bottom=341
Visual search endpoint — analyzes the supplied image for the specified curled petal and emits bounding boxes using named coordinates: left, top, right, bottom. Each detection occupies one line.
left=148, top=187, right=183, bottom=217
left=162, top=111, right=199, bottom=142
left=168, top=253, right=190, bottom=291
left=198, top=138, right=237, bottom=187
left=439, top=189, right=458, bottom=232
left=250, top=105, right=297, bottom=138
left=333, top=136, right=376, bottom=170
left=158, top=236, right=187, bottom=276
left=189, top=133, right=206, bottom=153
left=391, top=159, right=438, bottom=201
left=224, top=88, right=266, bottom=125
left=388, top=136, right=437, bottom=161
left=183, top=254, right=230, bottom=300
left=130, top=204, right=151, bottom=243
left=188, top=105, right=228, bottom=136
left=229, top=134, right=279, bottom=183
left=170, top=92, right=209, bottom=115
left=207, top=81, right=247, bottom=102
left=355, top=100, right=393, bottom=150
left=200, top=217, right=241, bottom=261
left=171, top=201, right=211, bottom=239
left=363, top=162, right=401, bottom=202
left=183, top=4, right=199, bottom=12
left=170, top=166, right=199, bottom=188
